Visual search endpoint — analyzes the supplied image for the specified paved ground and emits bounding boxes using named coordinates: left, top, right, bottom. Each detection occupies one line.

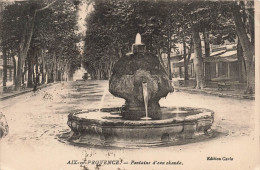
left=0, top=81, right=258, bottom=170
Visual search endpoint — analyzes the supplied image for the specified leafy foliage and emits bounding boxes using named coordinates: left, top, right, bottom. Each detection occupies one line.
left=1, top=0, right=81, bottom=87
left=83, top=1, right=240, bottom=80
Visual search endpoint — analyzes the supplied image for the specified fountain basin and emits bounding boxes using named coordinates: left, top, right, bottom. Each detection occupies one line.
left=64, top=107, right=214, bottom=147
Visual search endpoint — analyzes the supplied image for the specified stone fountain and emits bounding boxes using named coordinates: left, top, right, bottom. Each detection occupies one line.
left=63, top=34, right=214, bottom=147
left=109, top=33, right=173, bottom=120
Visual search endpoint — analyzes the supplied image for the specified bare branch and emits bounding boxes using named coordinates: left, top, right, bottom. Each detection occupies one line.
left=35, top=0, right=57, bottom=13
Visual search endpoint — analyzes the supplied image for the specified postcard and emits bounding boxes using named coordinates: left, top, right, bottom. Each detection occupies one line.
left=0, top=0, right=259, bottom=170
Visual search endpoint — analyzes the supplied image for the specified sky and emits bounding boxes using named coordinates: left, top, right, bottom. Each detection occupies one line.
left=77, top=1, right=94, bottom=54
left=73, top=1, right=94, bottom=78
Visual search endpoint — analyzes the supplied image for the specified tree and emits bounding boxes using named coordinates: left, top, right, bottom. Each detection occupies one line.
left=83, top=0, right=182, bottom=80
left=183, top=1, right=236, bottom=87
left=1, top=1, right=58, bottom=90
left=82, top=0, right=255, bottom=92
left=83, top=0, right=156, bottom=79
left=31, top=0, right=81, bottom=83
left=191, top=24, right=204, bottom=89
left=1, top=0, right=81, bottom=89
left=212, top=1, right=254, bottom=92
left=231, top=2, right=254, bottom=93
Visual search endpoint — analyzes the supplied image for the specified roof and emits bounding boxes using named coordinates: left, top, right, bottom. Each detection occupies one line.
left=172, top=50, right=238, bottom=67
left=203, top=50, right=237, bottom=63
left=176, top=49, right=228, bottom=64
left=219, top=50, right=236, bottom=57
left=204, top=50, right=237, bottom=63
left=210, top=50, right=226, bottom=57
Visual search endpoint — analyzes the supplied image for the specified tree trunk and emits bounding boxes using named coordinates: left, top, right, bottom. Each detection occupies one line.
left=35, top=51, right=39, bottom=85
left=2, top=48, right=7, bottom=87
left=167, top=37, right=172, bottom=80
left=49, top=69, right=53, bottom=83
left=38, top=49, right=43, bottom=84
left=32, top=64, right=35, bottom=86
left=185, top=38, right=194, bottom=79
left=182, top=37, right=189, bottom=80
left=179, top=67, right=182, bottom=78
left=27, top=52, right=34, bottom=87
left=192, top=25, right=204, bottom=89
left=41, top=50, right=46, bottom=84
left=237, top=38, right=246, bottom=83
left=248, top=8, right=254, bottom=46
left=11, top=55, right=16, bottom=86
left=65, top=62, right=69, bottom=81
left=45, top=64, right=48, bottom=83
left=16, top=13, right=36, bottom=90
left=42, top=64, right=46, bottom=84
left=203, top=28, right=211, bottom=81
left=27, top=63, right=33, bottom=88
left=48, top=57, right=54, bottom=83
left=232, top=4, right=254, bottom=93
left=22, top=59, right=27, bottom=85
left=15, top=53, right=23, bottom=90
left=68, top=69, right=74, bottom=81
left=13, top=2, right=57, bottom=88
left=52, top=52, right=57, bottom=82
left=157, top=50, right=168, bottom=74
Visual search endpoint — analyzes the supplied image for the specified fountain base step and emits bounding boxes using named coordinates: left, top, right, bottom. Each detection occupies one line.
left=60, top=107, right=214, bottom=148
left=59, top=130, right=214, bottom=148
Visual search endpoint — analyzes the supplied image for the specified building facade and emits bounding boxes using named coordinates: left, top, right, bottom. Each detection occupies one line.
left=169, top=41, right=239, bottom=81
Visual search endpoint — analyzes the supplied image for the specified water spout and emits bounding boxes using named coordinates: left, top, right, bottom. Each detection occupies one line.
left=141, top=82, right=151, bottom=120
left=135, top=33, right=142, bottom=45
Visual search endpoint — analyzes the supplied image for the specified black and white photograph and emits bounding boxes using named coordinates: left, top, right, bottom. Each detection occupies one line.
left=0, top=0, right=259, bottom=169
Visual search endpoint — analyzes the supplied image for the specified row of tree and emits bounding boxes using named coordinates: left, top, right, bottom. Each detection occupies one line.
left=83, top=1, right=255, bottom=93
left=0, top=0, right=81, bottom=90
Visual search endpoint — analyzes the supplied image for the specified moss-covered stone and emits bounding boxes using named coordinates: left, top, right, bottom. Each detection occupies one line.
left=109, top=52, right=173, bottom=120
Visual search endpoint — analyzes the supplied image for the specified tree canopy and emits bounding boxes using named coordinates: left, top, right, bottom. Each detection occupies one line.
left=1, top=0, right=81, bottom=88
left=83, top=0, right=254, bottom=92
